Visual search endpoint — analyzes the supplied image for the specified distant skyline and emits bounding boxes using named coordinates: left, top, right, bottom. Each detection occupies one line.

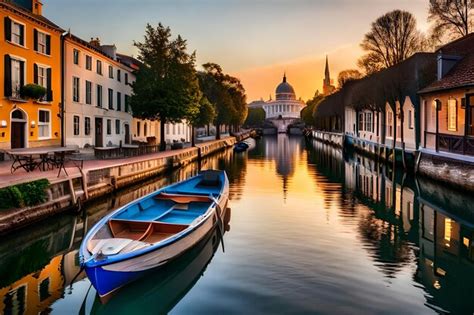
left=44, top=0, right=430, bottom=101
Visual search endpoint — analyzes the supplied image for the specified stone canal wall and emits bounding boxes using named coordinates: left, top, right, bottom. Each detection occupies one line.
left=306, top=129, right=474, bottom=192
left=0, top=137, right=238, bottom=235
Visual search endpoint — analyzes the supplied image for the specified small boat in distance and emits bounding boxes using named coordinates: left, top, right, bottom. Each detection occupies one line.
left=234, top=142, right=249, bottom=152
left=79, top=170, right=229, bottom=300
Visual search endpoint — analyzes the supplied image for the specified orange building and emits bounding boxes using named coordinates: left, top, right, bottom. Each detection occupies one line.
left=0, top=0, right=63, bottom=149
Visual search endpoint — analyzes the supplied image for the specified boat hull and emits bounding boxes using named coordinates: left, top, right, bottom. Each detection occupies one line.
left=84, top=193, right=228, bottom=298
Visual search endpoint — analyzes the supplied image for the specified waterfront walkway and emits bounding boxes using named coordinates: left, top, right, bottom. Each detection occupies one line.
left=0, top=146, right=197, bottom=188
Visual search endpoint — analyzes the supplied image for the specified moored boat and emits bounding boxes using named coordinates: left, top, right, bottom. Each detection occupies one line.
left=79, top=170, right=229, bottom=299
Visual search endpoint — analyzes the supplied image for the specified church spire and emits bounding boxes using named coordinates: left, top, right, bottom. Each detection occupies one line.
left=283, top=71, right=287, bottom=83
left=324, top=55, right=330, bottom=84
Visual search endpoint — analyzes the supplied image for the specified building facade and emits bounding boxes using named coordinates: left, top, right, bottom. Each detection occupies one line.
left=0, top=0, right=63, bottom=149
left=63, top=35, right=134, bottom=148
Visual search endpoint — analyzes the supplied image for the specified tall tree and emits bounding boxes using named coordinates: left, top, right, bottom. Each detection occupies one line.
left=188, top=96, right=216, bottom=146
left=337, top=69, right=363, bottom=88
left=429, top=0, right=473, bottom=42
left=358, top=10, right=424, bottom=75
left=131, top=23, right=201, bottom=151
left=244, top=108, right=266, bottom=127
left=198, top=63, right=247, bottom=139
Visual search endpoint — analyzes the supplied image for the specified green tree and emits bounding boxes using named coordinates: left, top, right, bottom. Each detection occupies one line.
left=188, top=96, right=216, bottom=146
left=131, top=23, right=201, bottom=151
left=302, top=91, right=324, bottom=126
left=198, top=63, right=247, bottom=139
left=358, top=10, right=424, bottom=75
left=244, top=108, right=266, bottom=127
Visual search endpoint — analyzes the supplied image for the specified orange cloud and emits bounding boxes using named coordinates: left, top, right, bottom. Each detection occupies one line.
left=232, top=44, right=363, bottom=102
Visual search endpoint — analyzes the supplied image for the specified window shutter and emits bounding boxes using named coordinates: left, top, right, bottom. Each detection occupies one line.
left=46, top=68, right=52, bottom=101
left=46, top=34, right=51, bottom=55
left=19, top=60, right=24, bottom=88
left=34, top=64, right=38, bottom=84
left=4, top=17, right=11, bottom=42
left=34, top=29, right=38, bottom=51
left=19, top=24, right=24, bottom=46
left=4, top=55, right=12, bottom=97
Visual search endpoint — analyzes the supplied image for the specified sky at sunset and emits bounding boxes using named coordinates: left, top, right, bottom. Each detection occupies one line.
left=44, top=0, right=430, bottom=101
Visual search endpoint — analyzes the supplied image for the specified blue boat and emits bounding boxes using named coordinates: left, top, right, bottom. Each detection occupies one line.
left=79, top=170, right=229, bottom=300
left=234, top=142, right=249, bottom=152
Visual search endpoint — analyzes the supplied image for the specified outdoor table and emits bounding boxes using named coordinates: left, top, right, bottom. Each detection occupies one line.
left=6, top=146, right=79, bottom=174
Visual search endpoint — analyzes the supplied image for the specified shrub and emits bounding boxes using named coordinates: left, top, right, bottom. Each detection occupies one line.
left=20, top=84, right=46, bottom=100
left=0, top=179, right=49, bottom=210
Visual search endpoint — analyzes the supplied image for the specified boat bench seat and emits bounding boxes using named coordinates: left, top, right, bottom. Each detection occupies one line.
left=108, top=219, right=189, bottom=243
left=154, top=192, right=213, bottom=204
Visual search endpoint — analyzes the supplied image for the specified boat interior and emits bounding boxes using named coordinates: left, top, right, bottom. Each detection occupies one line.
left=87, top=171, right=223, bottom=255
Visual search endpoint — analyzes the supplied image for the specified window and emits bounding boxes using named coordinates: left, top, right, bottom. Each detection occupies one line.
left=387, top=111, right=393, bottom=137
left=144, top=123, right=147, bottom=136
left=107, top=119, right=112, bottom=135
left=11, top=20, right=24, bottom=46
left=39, top=277, right=51, bottom=302
left=358, top=112, right=364, bottom=132
left=447, top=99, right=457, bottom=131
left=38, top=110, right=50, bottom=138
left=85, top=55, right=92, bottom=70
left=73, top=115, right=80, bottom=135
left=36, top=65, right=47, bottom=88
left=365, top=112, right=372, bottom=132
left=125, top=73, right=128, bottom=84
left=109, top=65, right=114, bottom=78
left=117, top=92, right=122, bottom=111
left=97, top=85, right=103, bottom=107
left=108, top=88, right=114, bottom=109
left=96, top=60, right=102, bottom=75
left=85, top=117, right=91, bottom=136
left=10, top=58, right=24, bottom=98
left=117, top=69, right=121, bottom=82
left=125, top=95, right=130, bottom=112
left=85, top=81, right=92, bottom=105
left=166, top=123, right=170, bottom=135
left=137, top=121, right=141, bottom=137
left=115, top=119, right=120, bottom=134
left=73, top=77, right=80, bottom=102
left=73, top=49, right=80, bottom=65
left=36, top=31, right=49, bottom=55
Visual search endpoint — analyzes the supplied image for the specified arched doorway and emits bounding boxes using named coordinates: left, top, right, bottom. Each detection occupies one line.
left=11, top=109, right=27, bottom=149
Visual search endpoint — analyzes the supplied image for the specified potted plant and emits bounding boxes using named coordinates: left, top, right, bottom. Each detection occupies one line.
left=20, top=84, right=46, bottom=101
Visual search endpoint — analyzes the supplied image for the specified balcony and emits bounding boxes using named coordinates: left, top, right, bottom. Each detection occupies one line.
left=427, top=132, right=474, bottom=156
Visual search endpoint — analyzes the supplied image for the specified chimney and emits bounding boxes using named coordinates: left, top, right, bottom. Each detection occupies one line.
left=437, top=52, right=462, bottom=80
left=100, top=45, right=117, bottom=60
left=32, top=0, right=43, bottom=15
left=89, top=37, right=101, bottom=47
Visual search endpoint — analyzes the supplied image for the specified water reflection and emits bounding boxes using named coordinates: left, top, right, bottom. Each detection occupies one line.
left=0, top=150, right=241, bottom=315
left=1, top=136, right=474, bottom=314
left=308, top=138, right=474, bottom=314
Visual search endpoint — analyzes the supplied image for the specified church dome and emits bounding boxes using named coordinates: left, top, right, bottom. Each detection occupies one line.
left=275, top=74, right=296, bottom=100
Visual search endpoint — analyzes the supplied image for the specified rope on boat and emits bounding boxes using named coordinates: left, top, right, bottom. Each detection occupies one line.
left=210, top=196, right=225, bottom=253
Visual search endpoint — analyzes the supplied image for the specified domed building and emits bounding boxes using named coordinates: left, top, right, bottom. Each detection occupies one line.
left=262, top=74, right=305, bottom=132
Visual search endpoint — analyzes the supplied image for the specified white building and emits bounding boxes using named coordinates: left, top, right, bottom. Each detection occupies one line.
left=262, top=74, right=305, bottom=120
left=64, top=35, right=134, bottom=148
left=256, top=74, right=305, bottom=132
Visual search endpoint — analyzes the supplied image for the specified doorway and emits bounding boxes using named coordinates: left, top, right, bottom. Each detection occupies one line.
left=11, top=109, right=27, bottom=149
left=95, top=117, right=103, bottom=147
left=124, top=124, right=130, bottom=144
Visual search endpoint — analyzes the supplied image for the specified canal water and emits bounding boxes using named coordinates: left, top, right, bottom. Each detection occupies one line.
left=1, top=135, right=474, bottom=314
